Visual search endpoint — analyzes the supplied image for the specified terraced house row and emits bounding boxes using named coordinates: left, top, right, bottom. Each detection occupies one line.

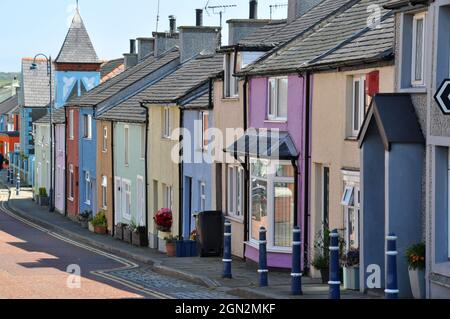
left=3, top=0, right=449, bottom=298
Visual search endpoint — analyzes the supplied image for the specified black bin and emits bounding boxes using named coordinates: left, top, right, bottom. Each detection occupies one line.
left=196, top=211, right=224, bottom=257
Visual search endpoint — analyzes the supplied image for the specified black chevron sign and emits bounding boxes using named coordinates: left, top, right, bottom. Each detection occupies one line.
left=435, top=79, right=450, bottom=115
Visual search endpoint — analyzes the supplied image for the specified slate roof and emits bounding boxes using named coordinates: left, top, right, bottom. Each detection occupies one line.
left=139, top=53, right=223, bottom=104
left=181, top=91, right=211, bottom=110
left=384, top=0, right=430, bottom=9
left=0, top=94, right=19, bottom=114
left=96, top=97, right=146, bottom=123
left=241, top=0, right=393, bottom=75
left=67, top=48, right=180, bottom=107
left=20, top=58, right=55, bottom=107
left=358, top=94, right=425, bottom=150
left=34, top=107, right=66, bottom=125
left=226, top=129, right=299, bottom=160
left=100, top=58, right=124, bottom=78
left=237, top=0, right=355, bottom=48
left=55, top=10, right=99, bottom=64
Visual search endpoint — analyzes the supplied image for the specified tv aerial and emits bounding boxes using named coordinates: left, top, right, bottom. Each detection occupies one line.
left=269, top=3, right=287, bottom=20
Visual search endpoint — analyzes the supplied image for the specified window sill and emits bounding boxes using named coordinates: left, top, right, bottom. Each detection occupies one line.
left=225, top=215, right=244, bottom=223
left=68, top=197, right=74, bottom=202
left=433, top=261, right=450, bottom=278
left=265, top=119, right=287, bottom=124
left=245, top=241, right=292, bottom=254
left=85, top=201, right=91, bottom=205
left=345, top=137, right=358, bottom=142
left=398, top=87, right=427, bottom=94
left=222, top=97, right=239, bottom=102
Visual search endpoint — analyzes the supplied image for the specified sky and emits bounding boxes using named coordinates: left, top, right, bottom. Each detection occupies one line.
left=0, top=0, right=288, bottom=72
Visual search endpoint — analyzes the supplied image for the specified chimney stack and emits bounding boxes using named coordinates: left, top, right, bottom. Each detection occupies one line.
left=137, top=38, right=155, bottom=61
left=169, top=15, right=176, bottom=34
left=123, top=39, right=138, bottom=69
left=196, top=9, right=203, bottom=27
left=249, top=0, right=258, bottom=19
left=287, top=0, right=323, bottom=23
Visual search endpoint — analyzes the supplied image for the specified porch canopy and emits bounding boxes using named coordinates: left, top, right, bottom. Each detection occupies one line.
left=225, top=128, right=299, bottom=161
left=358, top=93, right=424, bottom=298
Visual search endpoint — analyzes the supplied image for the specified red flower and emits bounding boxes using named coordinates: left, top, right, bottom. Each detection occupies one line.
left=154, top=208, right=173, bottom=231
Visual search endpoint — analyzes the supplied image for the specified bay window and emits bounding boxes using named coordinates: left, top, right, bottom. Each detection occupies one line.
left=268, top=77, right=288, bottom=121
left=250, top=159, right=295, bottom=250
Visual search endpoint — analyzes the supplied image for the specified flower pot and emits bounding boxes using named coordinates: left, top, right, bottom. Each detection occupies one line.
left=80, top=220, right=89, bottom=229
left=189, top=240, right=198, bottom=257
left=114, top=224, right=125, bottom=240
left=88, top=221, right=95, bottom=233
left=343, top=266, right=360, bottom=290
left=166, top=242, right=176, bottom=257
left=320, top=268, right=329, bottom=284
left=409, top=268, right=425, bottom=299
left=132, top=231, right=148, bottom=247
left=123, top=227, right=132, bottom=244
left=176, top=240, right=184, bottom=257
left=39, top=196, right=49, bottom=206
left=158, top=231, right=171, bottom=253
left=94, top=225, right=107, bottom=235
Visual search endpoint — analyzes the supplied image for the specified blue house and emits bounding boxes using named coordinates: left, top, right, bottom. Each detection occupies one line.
left=56, top=9, right=101, bottom=215
left=180, top=89, right=214, bottom=238
left=358, top=94, right=425, bottom=298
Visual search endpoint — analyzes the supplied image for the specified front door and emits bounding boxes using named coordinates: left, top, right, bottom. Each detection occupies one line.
left=183, top=176, right=192, bottom=238
left=114, top=177, right=122, bottom=224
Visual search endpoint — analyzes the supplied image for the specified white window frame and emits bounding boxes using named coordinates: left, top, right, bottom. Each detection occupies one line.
left=102, top=126, right=108, bottom=152
left=137, top=176, right=145, bottom=226
left=341, top=171, right=360, bottom=252
left=411, top=12, right=426, bottom=87
left=140, top=125, right=146, bottom=160
left=69, top=110, right=74, bottom=140
left=85, top=171, right=91, bottom=205
left=224, top=53, right=239, bottom=98
left=124, top=125, right=129, bottom=166
left=200, top=111, right=209, bottom=152
left=163, top=107, right=171, bottom=139
left=267, top=77, right=288, bottom=121
left=101, top=175, right=107, bottom=209
left=163, top=184, right=173, bottom=210
left=68, top=164, right=74, bottom=201
left=122, top=179, right=132, bottom=220
left=227, top=165, right=244, bottom=219
left=351, top=75, right=366, bottom=137
left=199, top=182, right=206, bottom=212
left=249, top=159, right=295, bottom=252
left=83, top=114, right=92, bottom=139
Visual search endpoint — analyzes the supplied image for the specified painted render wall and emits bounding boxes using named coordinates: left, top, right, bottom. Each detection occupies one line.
left=79, top=107, right=97, bottom=215
left=212, top=79, right=246, bottom=258
left=66, top=107, right=79, bottom=218
left=55, top=123, right=66, bottom=214
left=113, top=122, right=146, bottom=227
left=309, top=66, right=394, bottom=275
left=246, top=75, right=305, bottom=268
left=147, top=104, right=180, bottom=242
left=182, top=109, right=213, bottom=238
left=96, top=120, right=113, bottom=233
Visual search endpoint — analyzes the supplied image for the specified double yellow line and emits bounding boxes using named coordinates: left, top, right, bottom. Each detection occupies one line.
left=0, top=190, right=173, bottom=299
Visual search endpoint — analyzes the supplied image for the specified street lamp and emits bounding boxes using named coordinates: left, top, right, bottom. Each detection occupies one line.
left=30, top=53, right=54, bottom=212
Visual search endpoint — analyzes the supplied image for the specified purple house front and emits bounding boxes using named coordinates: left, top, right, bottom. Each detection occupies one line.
left=228, top=74, right=309, bottom=269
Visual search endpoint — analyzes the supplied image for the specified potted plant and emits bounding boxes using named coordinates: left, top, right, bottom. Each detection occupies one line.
left=406, top=242, right=426, bottom=299
left=114, top=223, right=127, bottom=240
left=189, top=229, right=199, bottom=257
left=130, top=220, right=148, bottom=247
left=342, top=248, right=360, bottom=290
left=154, top=208, right=173, bottom=253
left=78, top=211, right=91, bottom=229
left=38, top=187, right=49, bottom=206
left=165, top=235, right=177, bottom=257
left=92, top=211, right=107, bottom=235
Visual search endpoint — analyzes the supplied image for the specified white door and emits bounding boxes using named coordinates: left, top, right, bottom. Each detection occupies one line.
left=114, top=177, right=122, bottom=224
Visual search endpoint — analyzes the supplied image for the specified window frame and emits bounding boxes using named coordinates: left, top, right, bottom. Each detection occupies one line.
left=124, top=125, right=129, bottom=166
left=83, top=114, right=92, bottom=139
left=85, top=171, right=91, bottom=205
left=351, top=75, right=366, bottom=137
left=227, top=165, right=244, bottom=220
left=101, top=175, right=107, bottom=209
left=162, top=107, right=171, bottom=139
left=200, top=111, right=209, bottom=152
left=341, top=171, right=360, bottom=252
left=137, top=175, right=145, bottom=226
left=249, top=159, right=295, bottom=252
left=200, top=182, right=206, bottom=212
left=267, top=77, right=288, bottom=122
left=163, top=184, right=173, bottom=211
left=140, top=125, right=146, bottom=160
left=224, top=53, right=239, bottom=98
left=122, top=179, right=132, bottom=220
left=69, top=110, right=74, bottom=140
left=411, top=12, right=426, bottom=87
left=102, top=126, right=108, bottom=152
left=68, top=164, right=74, bottom=201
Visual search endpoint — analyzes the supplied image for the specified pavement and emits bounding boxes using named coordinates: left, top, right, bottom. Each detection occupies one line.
left=0, top=172, right=372, bottom=299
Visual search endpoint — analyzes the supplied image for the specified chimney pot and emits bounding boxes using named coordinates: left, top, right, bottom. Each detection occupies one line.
left=249, top=0, right=258, bottom=19
left=169, top=15, right=176, bottom=34
left=196, top=9, right=203, bottom=27
left=130, top=39, right=136, bottom=54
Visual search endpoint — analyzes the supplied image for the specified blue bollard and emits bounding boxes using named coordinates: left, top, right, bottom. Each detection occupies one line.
left=291, top=226, right=303, bottom=295
left=385, top=233, right=399, bottom=299
left=10, top=168, right=14, bottom=185
left=222, top=221, right=232, bottom=278
left=258, top=226, right=268, bottom=287
left=16, top=173, right=20, bottom=195
left=7, top=167, right=10, bottom=183
left=329, top=229, right=341, bottom=299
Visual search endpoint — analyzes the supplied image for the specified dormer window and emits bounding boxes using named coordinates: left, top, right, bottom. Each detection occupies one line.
left=224, top=53, right=239, bottom=98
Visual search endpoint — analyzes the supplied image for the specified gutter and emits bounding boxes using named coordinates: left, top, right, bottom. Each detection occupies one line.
left=179, top=104, right=184, bottom=238
left=139, top=102, right=150, bottom=241
left=111, top=120, right=116, bottom=235
left=242, top=76, right=249, bottom=252
left=64, top=107, right=68, bottom=216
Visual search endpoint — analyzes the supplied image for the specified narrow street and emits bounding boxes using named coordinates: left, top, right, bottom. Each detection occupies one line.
left=0, top=189, right=234, bottom=299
